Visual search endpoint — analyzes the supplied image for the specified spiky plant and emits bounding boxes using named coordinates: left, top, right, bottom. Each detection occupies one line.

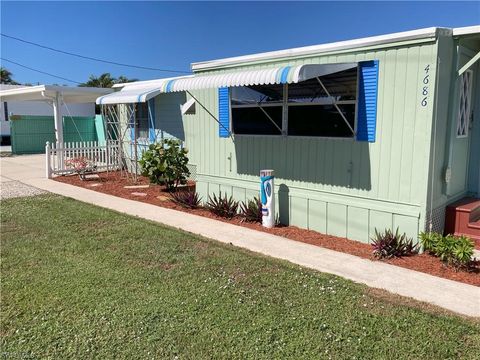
left=205, top=192, right=239, bottom=219
left=371, top=228, right=418, bottom=259
left=240, top=197, right=262, bottom=223
left=170, top=190, right=201, bottom=209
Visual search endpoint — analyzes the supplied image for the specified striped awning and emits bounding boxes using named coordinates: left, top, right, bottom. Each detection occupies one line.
left=96, top=63, right=357, bottom=105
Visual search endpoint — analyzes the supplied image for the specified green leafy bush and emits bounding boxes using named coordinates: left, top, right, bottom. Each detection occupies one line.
left=206, top=192, right=239, bottom=219
left=139, top=139, right=190, bottom=191
left=419, top=232, right=475, bottom=269
left=418, top=231, right=443, bottom=254
left=240, top=197, right=262, bottom=223
left=371, top=228, right=418, bottom=259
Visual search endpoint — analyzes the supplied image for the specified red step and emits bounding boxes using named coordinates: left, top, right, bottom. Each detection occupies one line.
left=444, top=197, right=480, bottom=249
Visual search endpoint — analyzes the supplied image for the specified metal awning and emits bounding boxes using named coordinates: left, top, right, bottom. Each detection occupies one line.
left=96, top=63, right=357, bottom=105
left=96, top=86, right=164, bottom=105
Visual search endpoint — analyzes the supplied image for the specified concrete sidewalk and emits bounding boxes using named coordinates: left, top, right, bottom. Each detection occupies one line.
left=1, top=155, right=479, bottom=317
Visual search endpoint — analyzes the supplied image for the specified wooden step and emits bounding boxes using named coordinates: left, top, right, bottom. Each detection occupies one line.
left=445, top=197, right=480, bottom=249
left=468, top=219, right=480, bottom=231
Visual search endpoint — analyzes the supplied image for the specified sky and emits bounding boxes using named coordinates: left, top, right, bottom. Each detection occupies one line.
left=1, top=1, right=479, bottom=85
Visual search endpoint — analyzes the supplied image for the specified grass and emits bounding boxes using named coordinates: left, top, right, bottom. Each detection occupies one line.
left=1, top=195, right=479, bottom=359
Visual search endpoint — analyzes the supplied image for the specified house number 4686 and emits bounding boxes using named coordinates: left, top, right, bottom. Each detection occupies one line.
left=421, top=65, right=430, bottom=107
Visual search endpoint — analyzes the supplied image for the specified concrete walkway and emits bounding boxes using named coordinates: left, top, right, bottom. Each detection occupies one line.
left=1, top=155, right=479, bottom=317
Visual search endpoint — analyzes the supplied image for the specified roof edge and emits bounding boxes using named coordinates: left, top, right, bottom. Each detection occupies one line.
left=453, top=25, right=480, bottom=37
left=192, top=27, right=448, bottom=72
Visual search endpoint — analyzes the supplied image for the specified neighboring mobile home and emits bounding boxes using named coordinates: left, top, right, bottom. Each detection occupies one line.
left=97, top=26, right=480, bottom=244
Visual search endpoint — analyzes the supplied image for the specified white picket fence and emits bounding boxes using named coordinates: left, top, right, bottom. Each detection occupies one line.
left=45, top=141, right=120, bottom=178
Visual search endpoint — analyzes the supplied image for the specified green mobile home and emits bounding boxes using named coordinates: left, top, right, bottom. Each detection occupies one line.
left=97, top=26, right=480, bottom=244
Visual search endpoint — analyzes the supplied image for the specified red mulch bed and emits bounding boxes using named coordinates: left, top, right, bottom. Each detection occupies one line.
left=54, top=171, right=480, bottom=286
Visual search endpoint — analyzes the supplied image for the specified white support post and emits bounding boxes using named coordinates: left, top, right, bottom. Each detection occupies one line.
left=45, top=142, right=52, bottom=179
left=52, top=92, right=64, bottom=167
left=52, top=92, right=64, bottom=144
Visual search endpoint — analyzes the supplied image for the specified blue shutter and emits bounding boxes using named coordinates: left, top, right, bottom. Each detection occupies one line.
left=356, top=60, right=379, bottom=142
left=218, top=87, right=230, bottom=138
left=148, top=98, right=156, bottom=142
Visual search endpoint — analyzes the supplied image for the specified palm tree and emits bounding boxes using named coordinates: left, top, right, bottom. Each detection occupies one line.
left=79, top=73, right=138, bottom=88
left=116, top=75, right=138, bottom=84
left=1, top=67, right=19, bottom=85
left=79, top=73, right=116, bottom=88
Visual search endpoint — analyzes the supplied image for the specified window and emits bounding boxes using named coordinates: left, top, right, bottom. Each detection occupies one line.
left=288, top=68, right=357, bottom=137
left=135, top=102, right=150, bottom=139
left=457, top=70, right=473, bottom=138
left=230, top=67, right=357, bottom=137
left=231, top=84, right=283, bottom=135
left=3, top=102, right=8, bottom=121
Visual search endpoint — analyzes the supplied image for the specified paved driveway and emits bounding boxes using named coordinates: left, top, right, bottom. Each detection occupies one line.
left=1, top=154, right=47, bottom=199
left=1, top=154, right=45, bottom=182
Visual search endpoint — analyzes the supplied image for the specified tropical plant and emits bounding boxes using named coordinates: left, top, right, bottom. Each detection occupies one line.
left=371, top=228, right=418, bottom=259
left=116, top=75, right=138, bottom=84
left=170, top=190, right=201, bottom=209
left=420, top=232, right=475, bottom=269
left=79, top=73, right=138, bottom=88
left=138, top=139, right=190, bottom=191
left=240, top=197, right=262, bottom=223
left=206, top=192, right=239, bottom=219
left=1, top=67, right=19, bottom=85
left=419, top=231, right=443, bottom=254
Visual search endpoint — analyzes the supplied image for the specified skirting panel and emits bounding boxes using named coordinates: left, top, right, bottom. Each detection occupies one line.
left=196, top=178, right=421, bottom=244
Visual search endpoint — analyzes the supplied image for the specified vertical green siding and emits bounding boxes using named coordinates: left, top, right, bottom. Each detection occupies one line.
left=179, top=41, right=438, bottom=242
left=63, top=117, right=97, bottom=143
left=153, top=92, right=186, bottom=141
left=10, top=116, right=56, bottom=154
left=95, top=115, right=106, bottom=145
left=10, top=115, right=99, bottom=154
left=425, top=35, right=480, bottom=233
left=468, top=64, right=480, bottom=196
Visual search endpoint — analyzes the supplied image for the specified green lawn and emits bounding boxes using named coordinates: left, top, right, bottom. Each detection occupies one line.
left=1, top=195, right=479, bottom=359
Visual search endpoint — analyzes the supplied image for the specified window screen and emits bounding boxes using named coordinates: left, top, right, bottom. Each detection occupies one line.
left=287, top=67, right=357, bottom=137
left=231, top=84, right=283, bottom=135
left=135, top=102, right=150, bottom=139
left=230, top=67, right=357, bottom=137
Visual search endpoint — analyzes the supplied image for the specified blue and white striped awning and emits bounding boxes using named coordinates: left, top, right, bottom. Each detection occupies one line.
left=96, top=63, right=357, bottom=105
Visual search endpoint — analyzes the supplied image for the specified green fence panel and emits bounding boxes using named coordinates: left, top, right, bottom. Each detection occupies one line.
left=10, top=116, right=56, bottom=154
left=94, top=115, right=106, bottom=145
left=63, top=116, right=97, bottom=143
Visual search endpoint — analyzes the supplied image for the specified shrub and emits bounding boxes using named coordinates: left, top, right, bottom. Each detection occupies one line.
left=420, top=232, right=474, bottom=269
left=65, top=156, right=96, bottom=180
left=418, top=231, right=443, bottom=254
left=170, top=190, right=201, bottom=209
left=206, top=192, right=239, bottom=219
left=371, top=228, right=418, bottom=259
left=240, top=197, right=262, bottom=223
left=139, top=139, right=190, bottom=191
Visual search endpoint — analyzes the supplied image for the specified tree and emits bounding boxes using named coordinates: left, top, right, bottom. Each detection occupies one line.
left=1, top=67, right=19, bottom=85
left=79, top=73, right=138, bottom=88
left=116, top=75, right=138, bottom=84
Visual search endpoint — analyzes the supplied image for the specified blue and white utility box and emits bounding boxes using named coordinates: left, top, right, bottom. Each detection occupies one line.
left=260, top=169, right=275, bottom=228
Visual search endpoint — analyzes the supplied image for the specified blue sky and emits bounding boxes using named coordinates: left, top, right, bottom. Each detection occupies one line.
left=1, top=1, right=479, bottom=85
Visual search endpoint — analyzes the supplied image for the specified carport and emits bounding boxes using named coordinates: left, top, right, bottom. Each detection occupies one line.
left=0, top=85, right=112, bottom=145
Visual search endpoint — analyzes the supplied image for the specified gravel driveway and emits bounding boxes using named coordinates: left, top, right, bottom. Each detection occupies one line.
left=0, top=180, right=47, bottom=200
